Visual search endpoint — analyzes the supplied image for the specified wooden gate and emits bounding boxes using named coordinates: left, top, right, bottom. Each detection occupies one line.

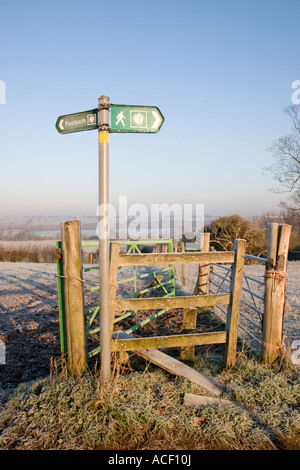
left=109, top=238, right=246, bottom=368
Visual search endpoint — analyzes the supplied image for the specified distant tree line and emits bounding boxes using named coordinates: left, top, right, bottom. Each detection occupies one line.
left=0, top=214, right=299, bottom=263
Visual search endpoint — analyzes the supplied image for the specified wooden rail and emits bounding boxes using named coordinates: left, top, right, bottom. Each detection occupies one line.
left=118, top=251, right=235, bottom=267
left=115, top=293, right=230, bottom=311
left=111, top=331, right=227, bottom=352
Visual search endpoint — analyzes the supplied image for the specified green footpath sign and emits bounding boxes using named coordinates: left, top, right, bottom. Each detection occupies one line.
left=110, top=104, right=164, bottom=133
left=55, top=109, right=98, bottom=134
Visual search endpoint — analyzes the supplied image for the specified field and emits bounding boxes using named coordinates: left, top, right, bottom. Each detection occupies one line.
left=0, top=248, right=299, bottom=450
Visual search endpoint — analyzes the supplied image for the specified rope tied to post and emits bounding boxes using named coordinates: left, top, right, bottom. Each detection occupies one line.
left=57, top=274, right=96, bottom=293
left=262, top=336, right=287, bottom=359
left=57, top=274, right=85, bottom=283
left=262, top=341, right=283, bottom=350
left=57, top=274, right=119, bottom=293
left=264, top=270, right=288, bottom=280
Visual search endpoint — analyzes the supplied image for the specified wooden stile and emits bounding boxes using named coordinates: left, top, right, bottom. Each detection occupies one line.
left=110, top=240, right=246, bottom=369
left=58, top=218, right=293, bottom=382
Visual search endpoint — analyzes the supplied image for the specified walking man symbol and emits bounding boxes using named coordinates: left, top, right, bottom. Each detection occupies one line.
left=116, top=111, right=126, bottom=126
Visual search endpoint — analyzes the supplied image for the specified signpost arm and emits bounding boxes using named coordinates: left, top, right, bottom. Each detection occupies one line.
left=98, top=95, right=111, bottom=382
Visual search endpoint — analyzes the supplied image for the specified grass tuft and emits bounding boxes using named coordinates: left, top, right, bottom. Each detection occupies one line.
left=0, top=356, right=299, bottom=450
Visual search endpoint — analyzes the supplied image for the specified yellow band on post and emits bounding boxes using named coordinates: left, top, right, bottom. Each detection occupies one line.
left=99, top=132, right=109, bottom=143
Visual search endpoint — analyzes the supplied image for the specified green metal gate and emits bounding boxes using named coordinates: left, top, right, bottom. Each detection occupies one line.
left=57, top=239, right=175, bottom=359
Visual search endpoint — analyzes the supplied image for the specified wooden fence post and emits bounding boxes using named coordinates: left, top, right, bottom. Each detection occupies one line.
left=109, top=242, right=126, bottom=362
left=109, top=242, right=120, bottom=337
left=193, top=232, right=210, bottom=295
left=61, top=220, right=87, bottom=375
left=181, top=307, right=197, bottom=361
left=224, top=238, right=246, bottom=368
left=181, top=240, right=186, bottom=285
left=181, top=232, right=211, bottom=361
left=262, top=223, right=291, bottom=364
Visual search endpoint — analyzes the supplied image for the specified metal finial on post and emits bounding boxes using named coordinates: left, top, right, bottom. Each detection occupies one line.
left=98, top=95, right=111, bottom=382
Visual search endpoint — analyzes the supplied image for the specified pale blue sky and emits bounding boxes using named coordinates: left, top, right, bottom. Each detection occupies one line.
left=0, top=0, right=299, bottom=219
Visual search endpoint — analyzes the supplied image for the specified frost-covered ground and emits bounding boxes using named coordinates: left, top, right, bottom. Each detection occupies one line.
left=0, top=260, right=299, bottom=390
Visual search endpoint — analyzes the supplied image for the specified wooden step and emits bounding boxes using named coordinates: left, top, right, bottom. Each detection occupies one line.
left=113, top=331, right=224, bottom=397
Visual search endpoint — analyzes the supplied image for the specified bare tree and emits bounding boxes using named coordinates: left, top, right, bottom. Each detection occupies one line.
left=266, top=104, right=300, bottom=211
left=207, top=214, right=267, bottom=256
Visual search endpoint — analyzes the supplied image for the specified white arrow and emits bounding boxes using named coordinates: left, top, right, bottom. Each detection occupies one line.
left=59, top=119, right=64, bottom=131
left=152, top=110, right=162, bottom=129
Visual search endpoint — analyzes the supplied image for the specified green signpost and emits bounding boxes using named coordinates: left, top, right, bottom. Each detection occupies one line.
left=55, top=109, right=98, bottom=134
left=55, top=104, right=164, bottom=135
left=110, top=104, right=164, bottom=133
left=55, top=96, right=164, bottom=382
